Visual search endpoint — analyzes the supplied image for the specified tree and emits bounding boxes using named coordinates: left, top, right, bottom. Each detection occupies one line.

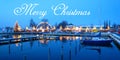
left=112, top=23, right=117, bottom=28
left=118, top=25, right=120, bottom=29
left=14, top=21, right=21, bottom=32
left=55, top=22, right=58, bottom=28
left=41, top=19, right=48, bottom=22
left=104, top=20, right=110, bottom=29
left=5, top=27, right=10, bottom=32
left=30, top=18, right=36, bottom=27
left=69, top=23, right=73, bottom=25
left=58, top=21, right=68, bottom=29
left=109, top=20, right=111, bottom=27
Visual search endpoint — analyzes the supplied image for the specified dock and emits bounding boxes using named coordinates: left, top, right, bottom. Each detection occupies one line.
left=0, top=32, right=113, bottom=45
left=0, top=32, right=109, bottom=37
left=109, top=33, right=120, bottom=46
left=43, top=33, right=109, bottom=37
left=0, top=36, right=59, bottom=45
left=0, top=32, right=43, bottom=35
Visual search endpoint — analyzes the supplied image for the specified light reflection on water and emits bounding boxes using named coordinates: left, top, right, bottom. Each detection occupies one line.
left=0, top=35, right=120, bottom=60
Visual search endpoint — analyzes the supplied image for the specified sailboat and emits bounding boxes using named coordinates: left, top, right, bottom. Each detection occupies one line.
left=82, top=32, right=113, bottom=45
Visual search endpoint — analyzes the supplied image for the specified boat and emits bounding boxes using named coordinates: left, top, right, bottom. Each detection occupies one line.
left=82, top=32, right=113, bottom=45
left=82, top=39, right=113, bottom=45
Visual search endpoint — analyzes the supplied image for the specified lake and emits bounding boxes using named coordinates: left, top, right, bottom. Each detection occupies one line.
left=0, top=36, right=120, bottom=60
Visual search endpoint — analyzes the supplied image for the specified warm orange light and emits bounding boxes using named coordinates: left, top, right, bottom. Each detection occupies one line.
left=26, top=27, right=29, bottom=30
left=42, top=29, right=45, bottom=32
left=85, top=27, right=89, bottom=32
left=93, top=26, right=96, bottom=30
left=14, top=21, right=22, bottom=32
left=100, top=26, right=103, bottom=30
left=13, top=35, right=21, bottom=38
left=32, top=26, right=35, bottom=30
left=59, top=36, right=63, bottom=40
left=72, top=26, right=76, bottom=31
left=60, top=26, right=63, bottom=30
left=37, top=29, right=39, bottom=32
left=47, top=26, right=49, bottom=30
left=66, top=26, right=69, bottom=30
left=76, top=27, right=79, bottom=30
left=107, top=26, right=110, bottom=30
left=18, top=26, right=21, bottom=31
left=79, top=26, right=82, bottom=32
left=40, top=27, right=42, bottom=30
left=53, top=26, right=56, bottom=30
left=92, top=26, right=98, bottom=32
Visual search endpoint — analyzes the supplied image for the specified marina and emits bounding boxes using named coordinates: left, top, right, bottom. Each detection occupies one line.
left=0, top=19, right=120, bottom=60
left=0, top=0, right=120, bottom=60
left=0, top=32, right=120, bottom=46
left=0, top=34, right=120, bottom=60
left=0, top=25, right=120, bottom=60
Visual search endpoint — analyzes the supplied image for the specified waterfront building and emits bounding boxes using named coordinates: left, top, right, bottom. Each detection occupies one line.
left=37, top=19, right=51, bottom=32
left=51, top=26, right=56, bottom=32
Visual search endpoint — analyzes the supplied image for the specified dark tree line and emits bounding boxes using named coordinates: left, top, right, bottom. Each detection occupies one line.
left=104, top=20, right=111, bottom=29
left=29, top=19, right=71, bottom=29
left=104, top=20, right=120, bottom=29
left=30, top=18, right=36, bottom=27
left=57, top=21, right=68, bottom=29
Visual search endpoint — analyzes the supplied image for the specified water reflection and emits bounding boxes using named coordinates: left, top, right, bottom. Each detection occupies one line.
left=59, top=36, right=79, bottom=41
left=86, top=47, right=102, bottom=60
left=39, top=40, right=49, bottom=44
left=61, top=43, right=63, bottom=60
left=39, top=40, right=49, bottom=47
left=48, top=48, right=51, bottom=60
left=86, top=47, right=101, bottom=55
left=13, top=35, right=22, bottom=47
left=113, top=41, right=120, bottom=50
left=0, top=36, right=120, bottom=60
left=8, top=43, right=11, bottom=55
left=69, top=42, right=72, bottom=60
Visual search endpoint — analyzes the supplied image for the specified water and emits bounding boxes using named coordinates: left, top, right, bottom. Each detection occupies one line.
left=0, top=36, right=120, bottom=60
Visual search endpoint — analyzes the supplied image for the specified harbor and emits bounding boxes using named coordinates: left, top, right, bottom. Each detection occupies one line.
left=0, top=33, right=120, bottom=60
left=0, top=0, right=120, bottom=60
left=0, top=32, right=120, bottom=46
left=0, top=19, right=120, bottom=60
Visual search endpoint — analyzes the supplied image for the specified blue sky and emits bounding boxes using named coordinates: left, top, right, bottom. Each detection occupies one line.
left=0, top=0, right=120, bottom=28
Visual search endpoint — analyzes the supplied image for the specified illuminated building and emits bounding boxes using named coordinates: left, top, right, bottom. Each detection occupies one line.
left=37, top=19, right=51, bottom=32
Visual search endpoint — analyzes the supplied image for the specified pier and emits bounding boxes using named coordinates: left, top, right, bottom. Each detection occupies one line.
left=43, top=32, right=109, bottom=37
left=0, top=32, right=110, bottom=45
left=0, top=32, right=119, bottom=46
left=109, top=33, right=120, bottom=46
left=0, top=32, right=43, bottom=35
left=0, top=35, right=58, bottom=45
